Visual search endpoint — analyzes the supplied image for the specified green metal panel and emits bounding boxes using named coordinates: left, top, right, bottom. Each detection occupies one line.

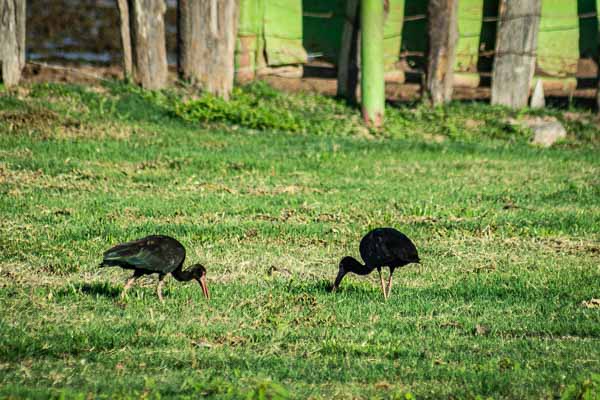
left=235, top=0, right=263, bottom=74
left=456, top=0, right=587, bottom=78
left=578, top=0, right=599, bottom=59
left=235, top=0, right=306, bottom=73
left=383, top=0, right=405, bottom=71
left=455, top=0, right=484, bottom=72
left=236, top=0, right=589, bottom=79
left=238, top=0, right=262, bottom=37
left=302, top=0, right=346, bottom=63
left=302, top=0, right=403, bottom=71
left=237, top=0, right=413, bottom=73
left=538, top=0, right=579, bottom=77
left=399, top=0, right=427, bottom=73
left=264, top=0, right=307, bottom=65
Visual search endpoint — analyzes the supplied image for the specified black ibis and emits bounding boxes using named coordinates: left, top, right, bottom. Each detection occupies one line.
left=100, top=235, right=210, bottom=301
left=332, top=228, right=419, bottom=299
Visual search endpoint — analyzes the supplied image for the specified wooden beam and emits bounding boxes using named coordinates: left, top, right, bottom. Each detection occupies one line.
left=128, top=0, right=168, bottom=90
left=116, top=0, right=133, bottom=80
left=425, top=0, right=459, bottom=105
left=360, top=0, right=385, bottom=127
left=337, top=0, right=360, bottom=102
left=0, top=0, right=26, bottom=87
left=491, top=0, right=541, bottom=109
left=178, top=0, right=238, bottom=99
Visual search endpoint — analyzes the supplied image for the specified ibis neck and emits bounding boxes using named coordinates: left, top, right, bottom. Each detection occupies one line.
left=344, top=257, right=373, bottom=275
left=171, top=264, right=194, bottom=282
left=333, top=257, right=372, bottom=290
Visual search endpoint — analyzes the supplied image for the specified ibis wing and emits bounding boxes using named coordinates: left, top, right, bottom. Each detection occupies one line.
left=361, top=228, right=419, bottom=265
left=360, top=230, right=394, bottom=266
left=384, top=232, right=419, bottom=262
left=103, top=237, right=171, bottom=272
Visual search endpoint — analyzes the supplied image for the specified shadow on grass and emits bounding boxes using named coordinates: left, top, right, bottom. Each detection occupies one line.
left=102, top=81, right=177, bottom=123
left=80, top=282, right=122, bottom=298
left=285, top=278, right=334, bottom=294
left=282, top=278, right=378, bottom=297
left=55, top=282, right=122, bottom=299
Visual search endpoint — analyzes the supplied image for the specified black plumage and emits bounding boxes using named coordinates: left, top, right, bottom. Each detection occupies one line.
left=332, top=228, right=420, bottom=299
left=100, top=235, right=209, bottom=301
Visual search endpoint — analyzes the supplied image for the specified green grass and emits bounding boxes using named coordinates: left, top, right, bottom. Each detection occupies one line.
left=0, top=81, right=599, bottom=399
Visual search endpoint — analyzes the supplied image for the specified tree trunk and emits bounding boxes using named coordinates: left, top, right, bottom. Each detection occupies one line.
left=491, top=0, right=541, bottom=109
left=0, top=0, right=26, bottom=87
left=360, top=0, right=385, bottom=127
left=337, top=0, right=360, bottom=102
left=128, top=0, right=168, bottom=90
left=425, top=0, right=458, bottom=105
left=178, top=0, right=238, bottom=100
left=116, top=0, right=133, bottom=80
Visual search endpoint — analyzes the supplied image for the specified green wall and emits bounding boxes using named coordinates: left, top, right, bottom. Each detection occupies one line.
left=236, top=0, right=598, bottom=79
left=538, top=0, right=579, bottom=77
left=302, top=0, right=406, bottom=71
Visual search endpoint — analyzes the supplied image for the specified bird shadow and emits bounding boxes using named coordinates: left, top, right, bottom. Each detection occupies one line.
left=282, top=278, right=376, bottom=296
left=72, top=282, right=121, bottom=298
left=283, top=279, right=334, bottom=294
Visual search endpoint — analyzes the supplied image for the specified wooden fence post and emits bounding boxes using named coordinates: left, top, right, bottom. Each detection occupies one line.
left=116, top=0, right=133, bottom=80
left=0, top=0, right=26, bottom=87
left=177, top=0, right=202, bottom=84
left=178, top=0, right=238, bottom=100
left=360, top=0, right=385, bottom=127
left=425, top=0, right=458, bottom=105
left=127, top=0, right=168, bottom=90
left=337, top=0, right=360, bottom=102
left=491, top=0, right=541, bottom=108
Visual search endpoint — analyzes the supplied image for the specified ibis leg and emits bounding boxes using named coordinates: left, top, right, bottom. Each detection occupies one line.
left=157, top=274, right=165, bottom=302
left=386, top=270, right=394, bottom=298
left=121, top=272, right=141, bottom=299
left=378, top=268, right=387, bottom=300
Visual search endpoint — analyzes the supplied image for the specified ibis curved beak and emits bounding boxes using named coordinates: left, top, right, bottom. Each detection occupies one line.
left=331, top=268, right=346, bottom=293
left=198, top=275, right=210, bottom=299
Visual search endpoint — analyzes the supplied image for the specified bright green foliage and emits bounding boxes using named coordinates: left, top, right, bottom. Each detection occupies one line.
left=173, top=81, right=600, bottom=146
left=174, top=83, right=303, bottom=132
left=0, top=82, right=599, bottom=399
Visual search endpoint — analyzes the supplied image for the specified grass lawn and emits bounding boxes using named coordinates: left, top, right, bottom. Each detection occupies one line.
left=0, top=82, right=599, bottom=399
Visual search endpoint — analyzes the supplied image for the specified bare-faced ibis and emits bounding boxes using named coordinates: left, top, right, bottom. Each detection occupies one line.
left=100, top=235, right=210, bottom=301
left=332, top=228, right=420, bottom=299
